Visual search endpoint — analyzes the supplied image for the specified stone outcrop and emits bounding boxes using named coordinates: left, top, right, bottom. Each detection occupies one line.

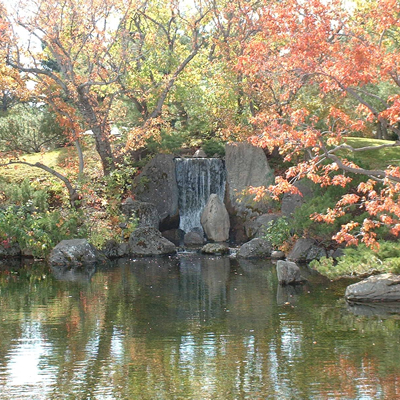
left=276, top=260, right=305, bottom=285
left=121, top=198, right=160, bottom=229
left=345, top=273, right=400, bottom=302
left=129, top=227, right=177, bottom=256
left=184, top=231, right=205, bottom=246
left=201, top=243, right=230, bottom=255
left=200, top=194, right=230, bottom=242
left=244, top=213, right=280, bottom=239
left=281, top=180, right=315, bottom=218
left=49, top=239, right=107, bottom=266
left=237, top=238, right=273, bottom=259
left=287, top=238, right=327, bottom=262
left=131, top=154, right=179, bottom=230
left=225, top=142, right=274, bottom=213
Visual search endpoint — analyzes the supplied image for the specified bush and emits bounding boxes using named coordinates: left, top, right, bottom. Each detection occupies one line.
left=202, top=139, right=225, bottom=157
left=310, top=241, right=400, bottom=279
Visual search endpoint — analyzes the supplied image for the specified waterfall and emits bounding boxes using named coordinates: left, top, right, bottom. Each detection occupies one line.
left=175, top=158, right=226, bottom=234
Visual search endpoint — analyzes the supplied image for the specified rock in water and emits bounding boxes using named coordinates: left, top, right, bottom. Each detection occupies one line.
left=345, top=273, right=400, bottom=302
left=276, top=260, right=304, bottom=285
left=201, top=194, right=230, bottom=242
left=237, top=238, right=272, bottom=259
left=129, top=227, right=177, bottom=256
left=49, top=239, right=106, bottom=266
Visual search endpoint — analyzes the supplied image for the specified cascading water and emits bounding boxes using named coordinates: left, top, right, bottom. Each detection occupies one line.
left=175, top=158, right=226, bottom=234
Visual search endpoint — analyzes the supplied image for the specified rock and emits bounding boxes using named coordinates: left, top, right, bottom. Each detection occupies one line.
left=184, top=231, right=205, bottom=246
left=237, top=238, right=273, bottom=259
left=225, top=142, right=274, bottom=213
left=281, top=180, right=315, bottom=218
left=132, top=154, right=179, bottom=230
left=121, top=198, right=160, bottom=229
left=271, top=250, right=285, bottom=259
left=193, top=149, right=207, bottom=157
left=162, top=229, right=184, bottom=246
left=102, top=240, right=130, bottom=258
left=201, top=243, right=230, bottom=255
left=276, top=260, right=305, bottom=285
left=49, top=239, right=107, bottom=266
left=287, top=238, right=327, bottom=262
left=129, top=227, right=177, bottom=256
left=244, top=213, right=280, bottom=239
left=345, top=273, right=400, bottom=302
left=0, top=240, right=21, bottom=258
left=200, top=194, right=230, bottom=242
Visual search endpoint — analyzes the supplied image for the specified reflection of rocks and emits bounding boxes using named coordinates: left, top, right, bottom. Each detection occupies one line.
left=276, top=284, right=303, bottom=306
left=347, top=301, right=400, bottom=317
left=51, top=264, right=96, bottom=282
left=345, top=273, right=400, bottom=302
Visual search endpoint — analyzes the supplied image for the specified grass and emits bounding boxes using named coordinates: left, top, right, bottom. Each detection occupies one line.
left=0, top=142, right=102, bottom=184
left=343, top=137, right=400, bottom=170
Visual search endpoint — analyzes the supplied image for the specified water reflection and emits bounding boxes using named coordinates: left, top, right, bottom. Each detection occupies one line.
left=0, top=255, right=400, bottom=399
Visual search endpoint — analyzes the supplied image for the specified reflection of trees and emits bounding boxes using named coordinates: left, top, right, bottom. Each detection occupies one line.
left=1, top=258, right=400, bottom=398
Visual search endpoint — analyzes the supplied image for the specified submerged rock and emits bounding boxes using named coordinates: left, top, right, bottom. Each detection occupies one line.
left=49, top=239, right=107, bottom=266
left=129, top=227, right=177, bottom=256
left=345, top=273, right=400, bottom=302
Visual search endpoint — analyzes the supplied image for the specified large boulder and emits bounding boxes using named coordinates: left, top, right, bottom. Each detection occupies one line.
left=237, top=238, right=273, bottom=259
left=129, top=227, right=177, bottom=256
left=276, top=260, right=305, bottom=285
left=225, top=142, right=274, bottom=213
left=184, top=231, right=205, bottom=246
left=200, top=194, right=230, bottom=242
left=345, top=274, right=400, bottom=302
left=121, top=198, right=159, bottom=229
left=281, top=180, right=315, bottom=218
left=287, top=238, right=327, bottom=262
left=49, top=239, right=107, bottom=266
left=131, top=154, right=179, bottom=230
left=244, top=213, right=280, bottom=239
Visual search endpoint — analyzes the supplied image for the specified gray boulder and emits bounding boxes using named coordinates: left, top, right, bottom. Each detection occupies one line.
left=0, top=240, right=21, bottom=258
left=102, top=240, right=130, bottom=259
left=288, top=238, right=327, bottom=262
left=345, top=273, right=400, bottom=302
left=225, top=142, right=274, bottom=213
left=201, top=194, right=230, bottom=242
left=244, top=213, right=280, bottom=239
left=276, top=260, right=304, bottom=285
left=281, top=180, right=315, bottom=218
left=49, top=239, right=107, bottom=266
left=237, top=238, right=273, bottom=259
left=184, top=231, right=205, bottom=246
left=121, top=198, right=159, bottom=229
left=131, top=154, right=179, bottom=230
left=129, top=227, right=177, bottom=256
left=201, top=243, right=230, bottom=255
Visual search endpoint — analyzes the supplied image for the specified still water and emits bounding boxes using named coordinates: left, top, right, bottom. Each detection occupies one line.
left=0, top=254, right=400, bottom=399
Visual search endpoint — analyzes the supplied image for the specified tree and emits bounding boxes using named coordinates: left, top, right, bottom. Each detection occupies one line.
left=235, top=0, right=400, bottom=247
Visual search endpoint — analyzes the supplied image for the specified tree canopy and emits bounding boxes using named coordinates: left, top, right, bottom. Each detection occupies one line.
left=1, top=0, right=400, bottom=247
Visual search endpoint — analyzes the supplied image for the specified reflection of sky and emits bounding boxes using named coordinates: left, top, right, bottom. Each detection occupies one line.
left=2, top=321, right=55, bottom=398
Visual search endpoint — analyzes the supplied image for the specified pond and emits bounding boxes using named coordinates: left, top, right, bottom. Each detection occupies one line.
left=0, top=254, right=400, bottom=399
